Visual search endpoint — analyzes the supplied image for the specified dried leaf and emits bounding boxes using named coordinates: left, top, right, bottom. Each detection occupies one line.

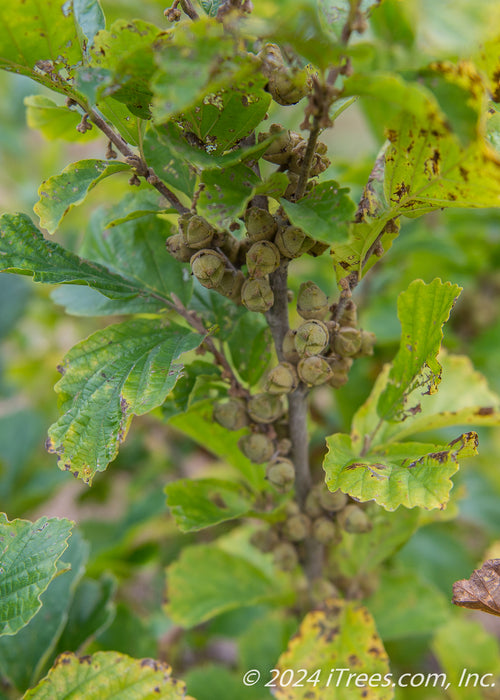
left=452, top=559, right=500, bottom=616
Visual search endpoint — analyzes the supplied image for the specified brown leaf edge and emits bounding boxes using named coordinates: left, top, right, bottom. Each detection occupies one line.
left=452, top=559, right=500, bottom=616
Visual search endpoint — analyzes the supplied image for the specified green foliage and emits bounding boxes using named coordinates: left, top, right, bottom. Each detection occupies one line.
left=0, top=514, right=73, bottom=637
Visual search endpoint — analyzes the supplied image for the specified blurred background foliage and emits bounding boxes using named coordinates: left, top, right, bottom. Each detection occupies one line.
left=2, top=0, right=500, bottom=698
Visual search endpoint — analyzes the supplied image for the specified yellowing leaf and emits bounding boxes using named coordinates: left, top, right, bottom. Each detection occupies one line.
left=274, top=599, right=392, bottom=700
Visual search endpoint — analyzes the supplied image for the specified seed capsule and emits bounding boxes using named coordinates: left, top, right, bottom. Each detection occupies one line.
left=213, top=398, right=248, bottom=430
left=297, top=281, right=329, bottom=320
left=282, top=329, right=300, bottom=364
left=333, top=326, right=362, bottom=357
left=238, top=432, right=275, bottom=463
left=295, top=320, right=330, bottom=357
left=311, top=577, right=340, bottom=603
left=275, top=226, right=314, bottom=259
left=166, top=233, right=195, bottom=262
left=245, top=207, right=278, bottom=241
left=277, top=437, right=292, bottom=455
left=265, top=362, right=299, bottom=394
left=251, top=528, right=280, bottom=553
left=328, top=371, right=349, bottom=389
left=266, top=458, right=295, bottom=492
left=184, top=215, right=215, bottom=249
left=241, top=278, right=274, bottom=313
left=355, top=330, right=376, bottom=357
left=312, top=517, right=339, bottom=544
left=259, top=44, right=311, bottom=106
left=297, top=356, right=333, bottom=386
left=283, top=513, right=311, bottom=542
left=273, top=542, right=298, bottom=571
left=318, top=487, right=348, bottom=513
left=339, top=299, right=358, bottom=327
left=246, top=241, right=281, bottom=278
left=214, top=270, right=245, bottom=302
left=247, top=393, right=284, bottom=424
left=308, top=240, right=330, bottom=257
left=190, top=249, right=226, bottom=289
left=337, top=504, right=373, bottom=534
left=304, top=490, right=323, bottom=519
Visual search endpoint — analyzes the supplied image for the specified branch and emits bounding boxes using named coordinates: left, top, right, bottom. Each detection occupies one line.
left=264, top=263, right=290, bottom=361
left=83, top=105, right=189, bottom=215
left=169, top=294, right=249, bottom=397
left=294, top=118, right=321, bottom=202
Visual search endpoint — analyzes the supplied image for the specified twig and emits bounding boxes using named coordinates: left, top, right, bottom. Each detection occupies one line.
left=180, top=0, right=199, bottom=20
left=264, top=263, right=290, bottom=361
left=82, top=106, right=189, bottom=215
left=294, top=119, right=321, bottom=201
left=169, top=294, right=249, bottom=397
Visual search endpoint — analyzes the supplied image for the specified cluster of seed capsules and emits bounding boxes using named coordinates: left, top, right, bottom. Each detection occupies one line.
left=251, top=484, right=374, bottom=573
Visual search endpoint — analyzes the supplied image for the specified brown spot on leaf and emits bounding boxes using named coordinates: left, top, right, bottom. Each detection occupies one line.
left=476, top=406, right=494, bottom=416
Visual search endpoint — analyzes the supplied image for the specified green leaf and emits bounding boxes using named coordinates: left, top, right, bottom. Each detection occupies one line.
left=280, top=180, right=356, bottom=245
left=0, top=213, right=151, bottom=302
left=98, top=97, right=144, bottom=147
left=365, top=567, right=450, bottom=640
left=200, top=0, right=222, bottom=16
left=142, top=128, right=196, bottom=198
left=227, top=313, right=271, bottom=385
left=275, top=599, right=392, bottom=700
left=22, top=651, right=188, bottom=700
left=185, top=665, right=265, bottom=700
left=0, top=531, right=88, bottom=692
left=0, top=0, right=84, bottom=97
left=90, top=19, right=164, bottom=118
left=323, top=431, right=478, bottom=511
left=47, top=319, right=202, bottom=484
left=34, top=159, right=130, bottom=234
left=335, top=505, right=419, bottom=578
left=384, top=110, right=500, bottom=215
left=54, top=574, right=116, bottom=655
left=51, top=285, right=161, bottom=316
left=151, top=18, right=237, bottom=120
left=165, top=544, right=277, bottom=628
left=377, top=278, right=462, bottom=422
left=74, top=0, right=105, bottom=53
left=0, top=274, right=31, bottom=339
left=24, top=96, right=98, bottom=142
left=353, top=354, right=500, bottom=449
left=178, top=77, right=271, bottom=155
left=0, top=514, right=73, bottom=638
left=165, top=478, right=254, bottom=532
left=432, top=617, right=500, bottom=700
left=168, top=400, right=267, bottom=491
left=80, top=208, right=193, bottom=307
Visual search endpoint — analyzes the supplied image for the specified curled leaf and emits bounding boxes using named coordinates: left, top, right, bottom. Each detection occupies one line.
left=452, top=559, right=500, bottom=616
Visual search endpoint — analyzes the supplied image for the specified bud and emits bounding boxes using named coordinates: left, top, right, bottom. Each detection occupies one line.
left=318, top=487, right=348, bottom=513
left=259, top=124, right=294, bottom=166
left=266, top=458, right=295, bottom=492
left=355, top=330, right=376, bottom=357
left=297, top=356, right=333, bottom=386
left=297, top=281, right=329, bottom=320
left=238, top=432, right=275, bottom=463
left=265, top=362, right=298, bottom=394
left=241, top=278, right=274, bottom=313
left=328, top=370, right=349, bottom=389
left=333, top=326, right=362, bottom=357
left=245, top=207, right=278, bottom=241
left=259, top=44, right=311, bottom=106
left=166, top=233, right=195, bottom=262
left=282, top=329, right=300, bottom=364
left=295, top=320, right=330, bottom=357
left=312, top=517, right=339, bottom=545
left=273, top=542, right=298, bottom=571
left=277, top=437, right=292, bottom=455
left=213, top=398, right=248, bottom=430
left=283, top=513, right=311, bottom=542
left=184, top=215, right=215, bottom=249
left=337, top=504, right=373, bottom=534
left=275, top=226, right=314, bottom=259
left=328, top=354, right=353, bottom=373
left=247, top=393, right=284, bottom=424
left=339, top=300, right=358, bottom=327
left=246, top=241, right=281, bottom=278
left=308, top=240, right=329, bottom=257
left=251, top=528, right=280, bottom=553
left=311, top=577, right=340, bottom=604
left=305, top=489, right=323, bottom=519
left=190, top=249, right=226, bottom=289
left=214, top=270, right=245, bottom=302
